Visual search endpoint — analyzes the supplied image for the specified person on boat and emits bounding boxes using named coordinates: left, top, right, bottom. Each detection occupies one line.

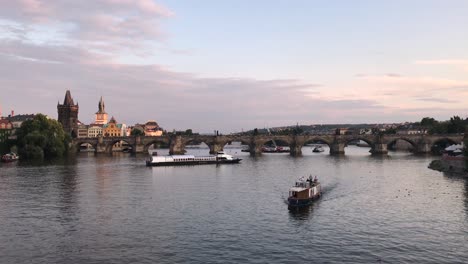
left=314, top=176, right=318, bottom=183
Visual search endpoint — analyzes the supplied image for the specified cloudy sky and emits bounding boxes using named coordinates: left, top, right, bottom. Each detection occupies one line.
left=1, top=0, right=467, bottom=133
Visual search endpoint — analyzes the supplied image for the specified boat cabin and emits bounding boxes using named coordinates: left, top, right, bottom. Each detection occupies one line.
left=288, top=177, right=319, bottom=199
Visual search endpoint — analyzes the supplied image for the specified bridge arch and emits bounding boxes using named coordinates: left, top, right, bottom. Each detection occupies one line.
left=73, top=139, right=98, bottom=153
left=345, top=136, right=375, bottom=148
left=182, top=137, right=213, bottom=147
left=105, top=138, right=134, bottom=153
left=430, top=137, right=459, bottom=154
left=256, top=136, right=293, bottom=148
left=143, top=139, right=171, bottom=154
left=386, top=137, right=417, bottom=151
left=302, top=137, right=331, bottom=147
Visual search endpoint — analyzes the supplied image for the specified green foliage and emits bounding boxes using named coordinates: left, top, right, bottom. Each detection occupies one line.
left=130, top=128, right=145, bottom=136
left=419, top=117, right=438, bottom=127
left=382, top=128, right=397, bottom=134
left=166, top=129, right=199, bottom=136
left=424, top=116, right=468, bottom=134
left=16, top=114, right=70, bottom=159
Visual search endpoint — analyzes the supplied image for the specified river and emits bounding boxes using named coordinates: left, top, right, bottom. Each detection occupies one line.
left=0, top=146, right=467, bottom=263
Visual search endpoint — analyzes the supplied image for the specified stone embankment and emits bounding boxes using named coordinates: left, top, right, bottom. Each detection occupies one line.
left=429, top=156, right=467, bottom=175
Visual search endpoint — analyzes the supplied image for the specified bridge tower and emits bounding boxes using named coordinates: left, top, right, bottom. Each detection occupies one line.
left=57, top=90, right=79, bottom=138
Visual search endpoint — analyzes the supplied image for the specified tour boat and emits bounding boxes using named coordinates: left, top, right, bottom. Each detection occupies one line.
left=1, top=153, right=19, bottom=162
left=288, top=176, right=321, bottom=208
left=146, top=151, right=242, bottom=166
left=312, top=146, right=324, bottom=153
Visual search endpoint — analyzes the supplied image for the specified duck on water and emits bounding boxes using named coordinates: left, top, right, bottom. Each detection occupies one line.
left=146, top=151, right=242, bottom=166
left=288, top=175, right=321, bottom=208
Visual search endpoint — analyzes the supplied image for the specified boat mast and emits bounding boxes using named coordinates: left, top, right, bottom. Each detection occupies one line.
left=266, top=127, right=277, bottom=148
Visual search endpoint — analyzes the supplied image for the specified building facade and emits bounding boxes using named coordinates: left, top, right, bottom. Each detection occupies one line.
left=103, top=117, right=123, bottom=137
left=144, top=120, right=163, bottom=136
left=0, top=119, right=13, bottom=143
left=57, top=90, right=79, bottom=137
left=88, top=125, right=103, bottom=137
left=77, top=122, right=89, bottom=138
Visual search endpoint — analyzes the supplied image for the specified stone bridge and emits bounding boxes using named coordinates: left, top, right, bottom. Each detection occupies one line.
left=72, top=133, right=465, bottom=156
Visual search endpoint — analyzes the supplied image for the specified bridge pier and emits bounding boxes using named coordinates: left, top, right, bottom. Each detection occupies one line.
left=370, top=143, right=388, bottom=155
left=330, top=143, right=345, bottom=155
left=249, top=142, right=262, bottom=156
left=209, top=143, right=224, bottom=154
left=132, top=136, right=145, bottom=153
left=170, top=136, right=185, bottom=155
left=290, top=144, right=302, bottom=156
left=95, top=136, right=106, bottom=153
left=415, top=143, right=431, bottom=154
left=133, top=144, right=145, bottom=153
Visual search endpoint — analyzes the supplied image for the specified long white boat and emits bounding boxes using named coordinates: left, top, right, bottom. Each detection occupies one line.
left=146, top=151, right=242, bottom=166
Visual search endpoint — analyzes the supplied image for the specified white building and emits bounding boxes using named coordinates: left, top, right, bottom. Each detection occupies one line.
left=88, top=125, right=103, bottom=137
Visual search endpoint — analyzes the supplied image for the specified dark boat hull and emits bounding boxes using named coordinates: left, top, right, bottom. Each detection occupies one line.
left=146, top=158, right=242, bottom=166
left=287, top=195, right=321, bottom=208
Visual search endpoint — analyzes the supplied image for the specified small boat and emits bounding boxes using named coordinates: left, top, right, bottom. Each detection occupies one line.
left=262, top=146, right=290, bottom=153
left=146, top=151, right=242, bottom=166
left=312, top=146, right=324, bottom=153
left=288, top=175, right=321, bottom=208
left=1, top=152, right=19, bottom=162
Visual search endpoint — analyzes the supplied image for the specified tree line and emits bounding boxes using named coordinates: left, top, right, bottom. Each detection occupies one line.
left=416, top=116, right=468, bottom=134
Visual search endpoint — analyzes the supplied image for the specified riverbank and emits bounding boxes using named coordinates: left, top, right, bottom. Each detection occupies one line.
left=429, top=157, right=467, bottom=175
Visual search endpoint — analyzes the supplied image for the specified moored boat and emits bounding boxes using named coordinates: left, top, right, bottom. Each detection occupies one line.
left=288, top=175, right=321, bottom=208
left=1, top=153, right=19, bottom=162
left=262, top=146, right=290, bottom=153
left=146, top=151, right=242, bottom=166
left=312, top=146, right=324, bottom=153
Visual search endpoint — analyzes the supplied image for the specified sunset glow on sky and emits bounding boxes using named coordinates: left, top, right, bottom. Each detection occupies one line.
left=1, top=0, right=467, bottom=132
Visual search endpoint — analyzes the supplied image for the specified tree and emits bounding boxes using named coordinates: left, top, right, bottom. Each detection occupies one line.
left=420, top=117, right=438, bottom=127
left=185, top=129, right=193, bottom=136
left=447, top=116, right=466, bottom=134
left=130, top=128, right=145, bottom=136
left=15, top=114, right=70, bottom=159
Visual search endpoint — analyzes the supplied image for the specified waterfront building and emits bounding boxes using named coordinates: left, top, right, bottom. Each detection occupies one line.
left=335, top=128, right=350, bottom=135
left=121, top=123, right=128, bottom=136
left=396, top=129, right=428, bottom=135
left=88, top=124, right=103, bottom=138
left=0, top=119, right=13, bottom=130
left=144, top=120, right=163, bottom=136
left=7, top=113, right=35, bottom=128
left=77, top=122, right=89, bottom=138
left=103, top=117, right=123, bottom=137
left=94, top=97, right=108, bottom=125
left=57, top=90, right=79, bottom=137
left=0, top=119, right=13, bottom=143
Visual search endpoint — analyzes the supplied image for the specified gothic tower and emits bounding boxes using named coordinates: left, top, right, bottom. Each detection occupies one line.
left=57, top=90, right=79, bottom=137
left=94, top=96, right=108, bottom=125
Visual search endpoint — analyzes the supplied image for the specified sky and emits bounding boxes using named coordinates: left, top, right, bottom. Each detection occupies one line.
left=0, top=0, right=467, bottom=133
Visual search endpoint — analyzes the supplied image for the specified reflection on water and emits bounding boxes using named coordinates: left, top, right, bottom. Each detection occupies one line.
left=0, top=146, right=467, bottom=263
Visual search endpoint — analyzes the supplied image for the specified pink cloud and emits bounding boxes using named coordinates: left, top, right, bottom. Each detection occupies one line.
left=0, top=0, right=172, bottom=54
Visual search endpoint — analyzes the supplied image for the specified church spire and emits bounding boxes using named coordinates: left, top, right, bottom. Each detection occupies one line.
left=96, top=96, right=106, bottom=114
left=98, top=96, right=106, bottom=113
left=63, top=90, right=75, bottom=105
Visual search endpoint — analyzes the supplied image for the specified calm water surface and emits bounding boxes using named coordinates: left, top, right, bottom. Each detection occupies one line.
left=0, top=146, right=467, bottom=263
